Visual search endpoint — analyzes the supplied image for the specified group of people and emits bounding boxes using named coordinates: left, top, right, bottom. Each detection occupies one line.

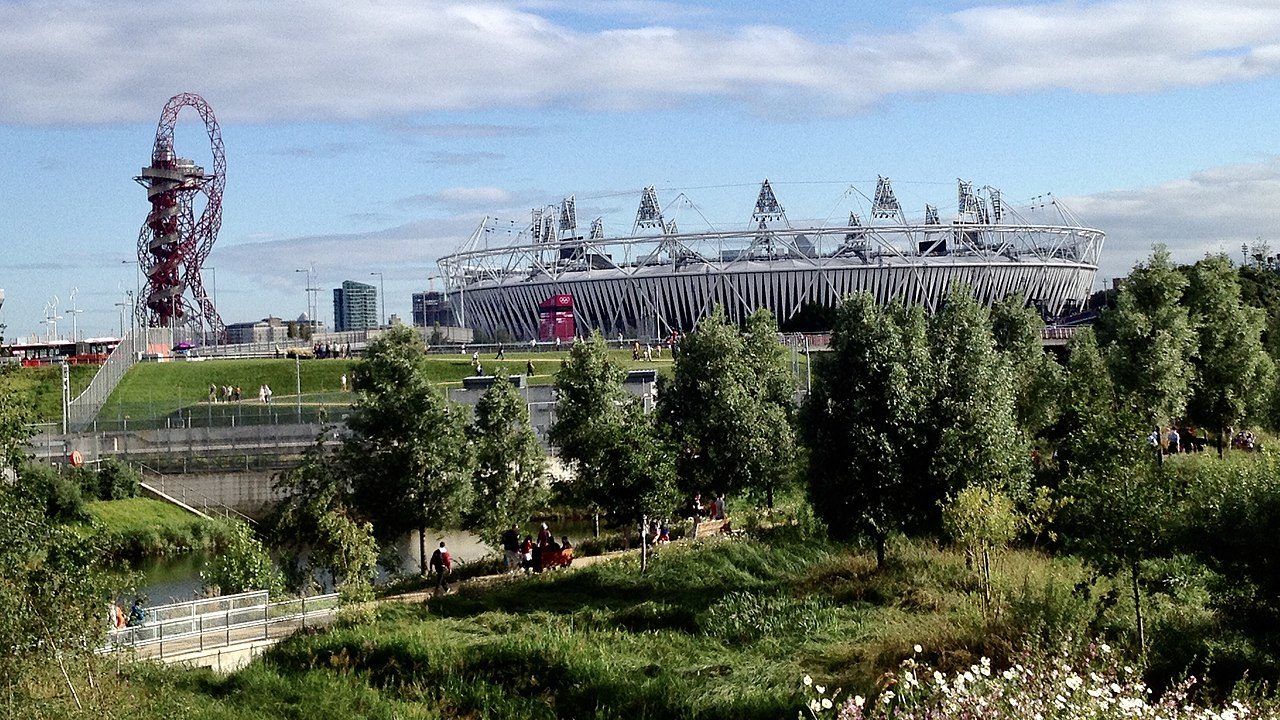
left=501, top=522, right=573, bottom=574
left=1232, top=429, right=1262, bottom=451
left=209, top=384, right=243, bottom=403
left=108, top=597, right=146, bottom=629
left=631, top=342, right=661, bottom=362
left=206, top=383, right=273, bottom=404
left=313, top=342, right=352, bottom=359
left=1148, top=424, right=1209, bottom=455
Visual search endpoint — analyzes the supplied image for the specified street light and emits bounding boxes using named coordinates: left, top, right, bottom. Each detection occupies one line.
left=122, top=259, right=141, bottom=335
left=294, top=263, right=317, bottom=329
left=370, top=271, right=385, bottom=327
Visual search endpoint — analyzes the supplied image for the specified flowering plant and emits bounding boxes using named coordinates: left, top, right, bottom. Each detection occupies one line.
left=802, top=643, right=1278, bottom=720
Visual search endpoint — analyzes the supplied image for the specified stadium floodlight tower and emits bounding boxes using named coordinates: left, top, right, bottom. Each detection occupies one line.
left=134, top=92, right=226, bottom=341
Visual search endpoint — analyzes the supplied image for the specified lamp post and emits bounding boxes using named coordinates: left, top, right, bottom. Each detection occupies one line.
left=294, top=263, right=317, bottom=329
left=122, top=259, right=142, bottom=336
left=370, top=271, right=385, bottom=327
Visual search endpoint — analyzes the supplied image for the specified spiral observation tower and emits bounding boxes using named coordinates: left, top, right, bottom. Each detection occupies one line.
left=437, top=179, right=1105, bottom=341
left=134, top=93, right=225, bottom=339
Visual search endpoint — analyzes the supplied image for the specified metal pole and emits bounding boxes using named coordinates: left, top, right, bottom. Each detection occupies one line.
left=61, top=362, right=69, bottom=434
left=295, top=353, right=302, bottom=423
left=371, top=271, right=385, bottom=326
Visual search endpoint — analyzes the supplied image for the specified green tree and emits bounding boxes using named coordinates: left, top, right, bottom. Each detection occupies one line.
left=990, top=294, right=1064, bottom=439
left=1060, top=442, right=1180, bottom=655
left=1100, top=246, right=1198, bottom=429
left=942, top=484, right=1019, bottom=616
left=550, top=331, right=676, bottom=531
left=1185, top=254, right=1274, bottom=454
left=345, top=326, right=473, bottom=574
left=1051, top=328, right=1129, bottom=475
left=202, top=520, right=284, bottom=595
left=468, top=377, right=548, bottom=545
left=659, top=307, right=796, bottom=507
left=549, top=331, right=628, bottom=527
left=742, top=308, right=799, bottom=507
left=929, top=288, right=1029, bottom=502
left=802, top=294, right=932, bottom=566
left=273, top=437, right=378, bottom=597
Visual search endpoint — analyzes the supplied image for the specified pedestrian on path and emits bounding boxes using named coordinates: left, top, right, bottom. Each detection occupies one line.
left=430, top=541, right=452, bottom=592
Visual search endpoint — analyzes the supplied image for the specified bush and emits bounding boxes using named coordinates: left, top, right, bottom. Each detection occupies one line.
left=97, top=458, right=141, bottom=500
left=19, top=462, right=88, bottom=521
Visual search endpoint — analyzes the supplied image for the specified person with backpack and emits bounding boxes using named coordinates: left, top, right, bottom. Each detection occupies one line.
left=429, top=541, right=452, bottom=592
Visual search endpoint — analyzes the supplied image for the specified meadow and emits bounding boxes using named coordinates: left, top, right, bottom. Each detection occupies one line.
left=96, top=529, right=1144, bottom=720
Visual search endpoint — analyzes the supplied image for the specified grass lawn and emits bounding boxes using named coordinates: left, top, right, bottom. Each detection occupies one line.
left=113, top=531, right=1119, bottom=720
left=1, top=364, right=97, bottom=424
left=85, top=497, right=231, bottom=557
left=95, top=350, right=674, bottom=422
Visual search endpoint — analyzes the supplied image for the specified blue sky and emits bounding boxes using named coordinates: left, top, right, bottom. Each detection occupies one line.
left=3, top=0, right=1280, bottom=338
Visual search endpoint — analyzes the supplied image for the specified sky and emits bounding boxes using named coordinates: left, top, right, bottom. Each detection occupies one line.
left=3, top=0, right=1280, bottom=339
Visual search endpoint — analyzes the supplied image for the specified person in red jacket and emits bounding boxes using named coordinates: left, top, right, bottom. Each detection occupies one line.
left=429, top=541, right=452, bottom=592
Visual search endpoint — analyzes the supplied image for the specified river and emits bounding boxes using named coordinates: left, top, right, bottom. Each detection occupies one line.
left=130, top=529, right=494, bottom=604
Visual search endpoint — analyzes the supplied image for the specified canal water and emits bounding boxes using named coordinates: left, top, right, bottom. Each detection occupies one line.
left=130, top=529, right=493, bottom=604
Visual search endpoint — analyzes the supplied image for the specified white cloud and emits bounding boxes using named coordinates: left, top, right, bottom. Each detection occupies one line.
left=1068, top=156, right=1280, bottom=281
left=4, top=0, right=1280, bottom=124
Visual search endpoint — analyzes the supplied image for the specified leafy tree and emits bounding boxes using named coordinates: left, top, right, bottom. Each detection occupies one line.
left=990, top=294, right=1064, bottom=439
left=942, top=485, right=1019, bottom=616
left=659, top=307, right=796, bottom=507
left=549, top=331, right=628, bottom=525
left=1099, top=246, right=1198, bottom=429
left=742, top=308, right=800, bottom=507
left=1059, top=441, right=1181, bottom=655
left=273, top=436, right=377, bottom=597
left=597, top=401, right=680, bottom=529
left=928, top=288, right=1029, bottom=503
left=202, top=520, right=284, bottom=595
left=802, top=294, right=932, bottom=566
left=345, top=326, right=473, bottom=574
left=1185, top=254, right=1274, bottom=454
left=551, top=331, right=676, bottom=531
left=468, top=377, right=547, bottom=545
left=1051, top=328, right=1128, bottom=475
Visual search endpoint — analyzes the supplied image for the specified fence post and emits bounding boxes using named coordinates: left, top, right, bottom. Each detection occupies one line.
left=199, top=615, right=204, bottom=651
left=264, top=603, right=269, bottom=639
left=226, top=609, right=230, bottom=646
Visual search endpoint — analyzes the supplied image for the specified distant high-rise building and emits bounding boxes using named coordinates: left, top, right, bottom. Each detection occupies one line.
left=333, top=280, right=378, bottom=332
left=412, top=291, right=457, bottom=327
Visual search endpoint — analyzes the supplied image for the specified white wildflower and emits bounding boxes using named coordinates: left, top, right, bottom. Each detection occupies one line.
left=803, top=675, right=812, bottom=686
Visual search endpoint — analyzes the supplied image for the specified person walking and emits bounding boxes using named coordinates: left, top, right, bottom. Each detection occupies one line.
left=501, top=524, right=521, bottom=573
left=526, top=359, right=535, bottom=377
left=430, top=541, right=452, bottom=592
left=1166, top=425, right=1180, bottom=456
left=341, top=373, right=348, bottom=392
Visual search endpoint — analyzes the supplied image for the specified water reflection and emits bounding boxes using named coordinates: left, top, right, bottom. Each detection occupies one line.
left=129, top=529, right=494, bottom=604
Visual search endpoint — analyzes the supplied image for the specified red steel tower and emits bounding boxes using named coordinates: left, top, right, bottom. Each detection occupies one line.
left=135, top=93, right=225, bottom=339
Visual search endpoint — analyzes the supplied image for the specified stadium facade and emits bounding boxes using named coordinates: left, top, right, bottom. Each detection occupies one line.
left=437, top=179, right=1104, bottom=341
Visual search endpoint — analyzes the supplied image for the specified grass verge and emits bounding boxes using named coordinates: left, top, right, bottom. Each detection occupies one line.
left=85, top=497, right=233, bottom=558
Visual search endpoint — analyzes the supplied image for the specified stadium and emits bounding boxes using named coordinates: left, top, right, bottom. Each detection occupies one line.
left=436, top=179, right=1105, bottom=341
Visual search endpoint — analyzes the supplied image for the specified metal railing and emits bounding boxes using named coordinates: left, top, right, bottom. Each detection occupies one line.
left=66, top=328, right=159, bottom=432
left=105, top=590, right=340, bottom=659
left=138, top=462, right=258, bottom=524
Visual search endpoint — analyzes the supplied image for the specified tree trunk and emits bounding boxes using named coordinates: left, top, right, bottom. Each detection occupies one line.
left=981, top=546, right=993, bottom=617
left=875, top=534, right=886, bottom=570
left=593, top=512, right=600, bottom=538
left=640, top=515, right=648, bottom=574
left=1219, top=426, right=1227, bottom=459
left=418, top=527, right=427, bottom=576
left=766, top=484, right=774, bottom=510
left=1131, top=563, right=1146, bottom=655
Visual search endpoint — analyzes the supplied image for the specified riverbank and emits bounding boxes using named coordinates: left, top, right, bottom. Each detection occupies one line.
left=85, top=497, right=232, bottom=558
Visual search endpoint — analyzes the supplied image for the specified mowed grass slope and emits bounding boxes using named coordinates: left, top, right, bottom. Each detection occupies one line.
left=115, top=534, right=1122, bottom=720
left=85, top=497, right=231, bottom=557
left=3, top=364, right=98, bottom=423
